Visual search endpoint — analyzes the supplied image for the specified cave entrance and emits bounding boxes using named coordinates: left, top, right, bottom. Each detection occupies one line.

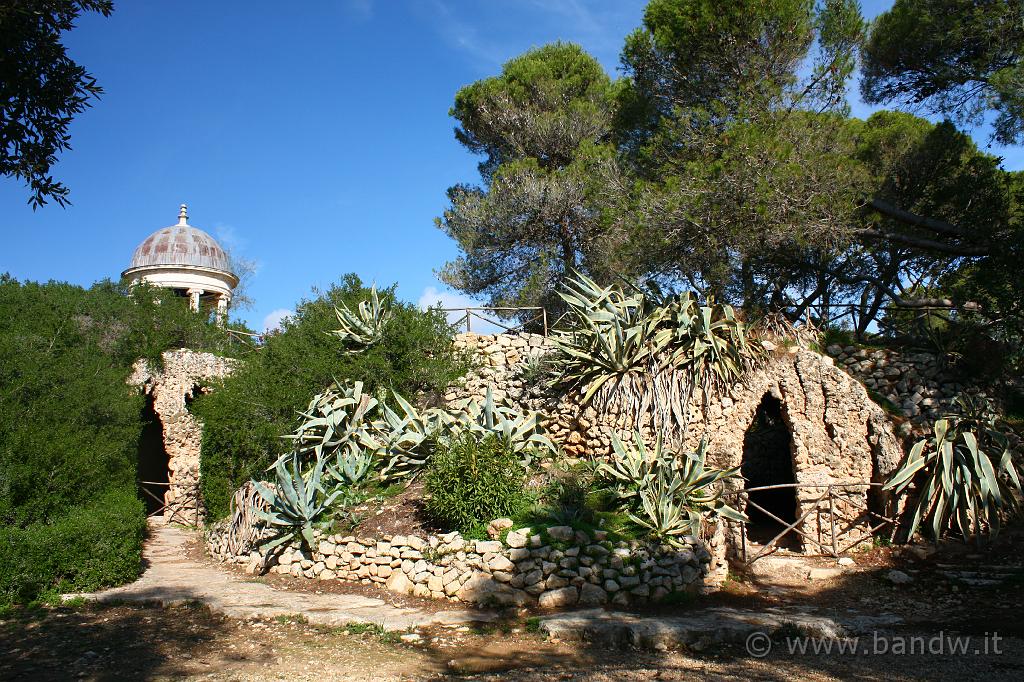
left=741, top=393, right=800, bottom=550
left=137, top=394, right=170, bottom=516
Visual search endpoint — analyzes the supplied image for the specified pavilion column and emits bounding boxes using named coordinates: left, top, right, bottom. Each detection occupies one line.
left=187, top=288, right=204, bottom=312
left=216, top=295, right=229, bottom=326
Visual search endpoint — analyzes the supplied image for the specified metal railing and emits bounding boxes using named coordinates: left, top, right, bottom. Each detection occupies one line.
left=442, top=306, right=549, bottom=336
left=727, top=482, right=898, bottom=564
left=139, top=480, right=202, bottom=527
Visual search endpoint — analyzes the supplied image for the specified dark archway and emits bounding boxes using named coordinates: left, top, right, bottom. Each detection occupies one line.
left=741, top=393, right=800, bottom=549
left=137, top=394, right=170, bottom=515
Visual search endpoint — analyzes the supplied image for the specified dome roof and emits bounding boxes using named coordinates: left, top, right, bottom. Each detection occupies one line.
left=127, top=205, right=232, bottom=273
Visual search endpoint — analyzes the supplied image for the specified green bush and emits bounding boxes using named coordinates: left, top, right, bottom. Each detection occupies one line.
left=0, top=490, right=147, bottom=604
left=193, top=275, right=470, bottom=519
left=0, top=275, right=239, bottom=604
left=425, top=433, right=529, bottom=532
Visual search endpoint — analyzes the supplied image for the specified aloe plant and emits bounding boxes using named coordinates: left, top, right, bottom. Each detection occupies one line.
left=329, top=285, right=393, bottom=351
left=884, top=395, right=1020, bottom=542
left=599, top=430, right=746, bottom=542
left=252, top=451, right=342, bottom=552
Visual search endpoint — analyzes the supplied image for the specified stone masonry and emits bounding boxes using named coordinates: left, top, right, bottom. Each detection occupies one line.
left=445, top=333, right=905, bottom=557
left=207, top=523, right=712, bottom=609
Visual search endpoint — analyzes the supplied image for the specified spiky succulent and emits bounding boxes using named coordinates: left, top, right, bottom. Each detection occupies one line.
left=282, top=380, right=383, bottom=481
left=884, top=395, right=1020, bottom=542
left=442, top=386, right=557, bottom=463
left=598, top=431, right=746, bottom=542
left=329, top=285, right=393, bottom=351
left=252, top=451, right=342, bottom=552
left=551, top=272, right=762, bottom=443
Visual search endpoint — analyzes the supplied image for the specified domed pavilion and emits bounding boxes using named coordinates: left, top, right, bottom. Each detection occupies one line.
left=122, top=204, right=238, bottom=321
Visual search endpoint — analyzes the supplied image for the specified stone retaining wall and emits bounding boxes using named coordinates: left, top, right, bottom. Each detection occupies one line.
left=207, top=523, right=713, bottom=609
left=443, top=334, right=905, bottom=557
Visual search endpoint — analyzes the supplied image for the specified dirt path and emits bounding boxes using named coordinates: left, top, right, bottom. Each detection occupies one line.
left=89, top=523, right=490, bottom=631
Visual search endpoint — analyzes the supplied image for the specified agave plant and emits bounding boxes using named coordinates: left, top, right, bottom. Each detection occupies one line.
left=329, top=285, right=393, bottom=351
left=599, top=430, right=746, bottom=542
left=252, top=451, right=342, bottom=552
left=442, top=386, right=557, bottom=463
left=375, top=391, right=444, bottom=482
left=884, top=395, right=1020, bottom=542
left=328, top=448, right=375, bottom=486
left=282, top=380, right=383, bottom=482
left=551, top=272, right=761, bottom=444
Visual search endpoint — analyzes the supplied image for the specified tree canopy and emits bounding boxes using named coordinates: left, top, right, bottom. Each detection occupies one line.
left=862, top=0, right=1024, bottom=145
left=436, top=0, right=1023, bottom=365
left=436, top=43, right=619, bottom=316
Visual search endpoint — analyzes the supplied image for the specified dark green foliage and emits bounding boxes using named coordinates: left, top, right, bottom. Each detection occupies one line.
left=193, top=275, right=469, bottom=519
left=0, top=490, right=146, bottom=604
left=437, top=42, right=620, bottom=318
left=0, top=1, right=114, bottom=207
left=0, top=275, right=236, bottom=604
left=424, top=434, right=528, bottom=532
left=862, top=0, right=1024, bottom=145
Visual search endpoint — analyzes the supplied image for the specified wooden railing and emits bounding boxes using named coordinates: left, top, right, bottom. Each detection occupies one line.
left=139, top=480, right=202, bottom=526
left=727, top=482, right=898, bottom=564
left=441, top=306, right=549, bottom=336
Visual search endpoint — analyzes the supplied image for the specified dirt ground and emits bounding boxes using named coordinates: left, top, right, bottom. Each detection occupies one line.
left=4, top=531, right=1024, bottom=680
left=2, top=598, right=1021, bottom=681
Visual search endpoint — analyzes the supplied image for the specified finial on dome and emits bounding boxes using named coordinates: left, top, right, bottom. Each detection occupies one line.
left=178, top=204, right=188, bottom=225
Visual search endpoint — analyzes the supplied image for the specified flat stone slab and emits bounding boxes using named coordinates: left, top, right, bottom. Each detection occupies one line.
left=539, top=607, right=902, bottom=650
left=84, top=523, right=496, bottom=631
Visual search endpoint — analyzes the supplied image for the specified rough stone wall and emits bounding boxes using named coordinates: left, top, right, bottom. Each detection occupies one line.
left=444, top=332, right=550, bottom=406
left=825, top=344, right=989, bottom=429
left=129, top=349, right=235, bottom=524
left=446, top=334, right=905, bottom=556
left=207, top=523, right=712, bottom=609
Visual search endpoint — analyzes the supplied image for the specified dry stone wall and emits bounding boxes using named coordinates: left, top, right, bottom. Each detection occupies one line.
left=129, top=349, right=236, bottom=524
left=825, top=344, right=988, bottom=428
left=207, top=523, right=712, bottom=609
left=446, top=333, right=905, bottom=557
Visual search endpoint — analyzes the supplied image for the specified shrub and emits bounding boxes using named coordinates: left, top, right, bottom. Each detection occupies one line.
left=425, top=433, right=528, bottom=532
left=0, top=276, right=236, bottom=604
left=193, top=275, right=470, bottom=518
left=0, top=490, right=146, bottom=604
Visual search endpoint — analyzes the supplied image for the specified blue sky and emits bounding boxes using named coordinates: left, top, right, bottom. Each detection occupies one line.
left=1, top=1, right=1019, bottom=333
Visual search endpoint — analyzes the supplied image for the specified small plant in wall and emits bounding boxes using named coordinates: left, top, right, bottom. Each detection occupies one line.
left=252, top=451, right=343, bottom=552
left=597, top=431, right=747, bottom=543
left=884, top=395, right=1021, bottom=543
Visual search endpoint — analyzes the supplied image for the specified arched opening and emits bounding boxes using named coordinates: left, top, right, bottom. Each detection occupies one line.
left=137, top=394, right=170, bottom=516
left=741, top=393, right=800, bottom=550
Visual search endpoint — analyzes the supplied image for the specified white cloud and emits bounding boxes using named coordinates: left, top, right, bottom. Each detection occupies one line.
left=418, top=286, right=503, bottom=334
left=344, top=0, right=373, bottom=19
left=262, top=308, right=293, bottom=333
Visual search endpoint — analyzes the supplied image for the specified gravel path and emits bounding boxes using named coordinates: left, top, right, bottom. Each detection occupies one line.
left=89, top=523, right=491, bottom=631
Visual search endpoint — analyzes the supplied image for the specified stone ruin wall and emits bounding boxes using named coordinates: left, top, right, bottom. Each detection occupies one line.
left=447, top=333, right=907, bottom=558
left=129, top=349, right=236, bottom=524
